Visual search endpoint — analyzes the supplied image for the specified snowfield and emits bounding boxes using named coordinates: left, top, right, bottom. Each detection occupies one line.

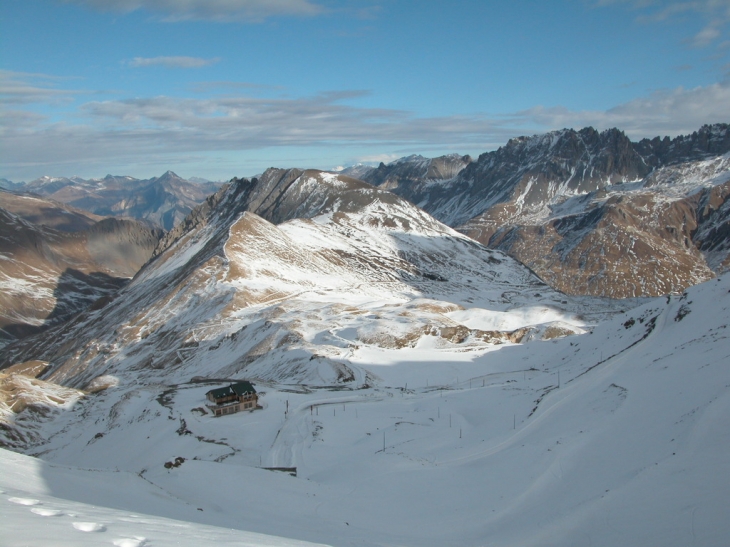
left=2, top=273, right=729, bottom=547
left=1, top=448, right=330, bottom=547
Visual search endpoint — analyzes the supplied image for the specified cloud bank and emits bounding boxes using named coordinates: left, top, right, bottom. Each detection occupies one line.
left=516, top=82, right=730, bottom=138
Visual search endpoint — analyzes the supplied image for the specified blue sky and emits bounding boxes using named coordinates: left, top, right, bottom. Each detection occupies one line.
left=2, top=0, right=730, bottom=181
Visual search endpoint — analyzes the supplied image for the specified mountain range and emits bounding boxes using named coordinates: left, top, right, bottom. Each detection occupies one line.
left=0, top=163, right=728, bottom=546
left=8, top=171, right=222, bottom=231
left=355, top=124, right=730, bottom=297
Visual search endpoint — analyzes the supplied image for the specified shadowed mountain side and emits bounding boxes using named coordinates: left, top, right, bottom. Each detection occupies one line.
left=0, top=190, right=104, bottom=232
left=351, top=153, right=473, bottom=193
left=2, top=268, right=127, bottom=339
left=0, top=208, right=163, bottom=343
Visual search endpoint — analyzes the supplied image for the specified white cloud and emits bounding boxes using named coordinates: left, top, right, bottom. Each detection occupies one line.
left=60, top=0, right=325, bottom=22
left=352, top=153, right=402, bottom=164
left=128, top=56, right=221, bottom=68
left=597, top=0, right=730, bottom=48
left=3, top=70, right=729, bottom=180
left=515, top=81, right=730, bottom=138
left=0, top=70, right=86, bottom=105
left=690, top=20, right=723, bottom=47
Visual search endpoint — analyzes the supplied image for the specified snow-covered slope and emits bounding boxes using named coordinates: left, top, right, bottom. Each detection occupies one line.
left=0, top=448, right=330, bottom=547
left=1, top=273, right=728, bottom=546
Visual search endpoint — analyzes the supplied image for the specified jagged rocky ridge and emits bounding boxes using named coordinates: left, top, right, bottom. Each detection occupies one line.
left=358, top=124, right=730, bottom=297
left=0, top=169, right=620, bottom=390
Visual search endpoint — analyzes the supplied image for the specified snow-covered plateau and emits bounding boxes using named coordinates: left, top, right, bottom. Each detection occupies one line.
left=1, top=171, right=729, bottom=546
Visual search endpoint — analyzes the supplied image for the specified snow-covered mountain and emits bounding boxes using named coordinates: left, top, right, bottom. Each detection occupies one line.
left=2, top=169, right=611, bottom=390
left=360, top=124, right=730, bottom=297
left=21, top=171, right=223, bottom=231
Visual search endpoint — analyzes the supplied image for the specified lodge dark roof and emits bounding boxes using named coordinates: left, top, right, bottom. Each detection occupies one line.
left=207, top=381, right=256, bottom=400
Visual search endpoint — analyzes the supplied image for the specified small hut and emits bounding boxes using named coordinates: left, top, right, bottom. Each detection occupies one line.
left=205, top=381, right=258, bottom=417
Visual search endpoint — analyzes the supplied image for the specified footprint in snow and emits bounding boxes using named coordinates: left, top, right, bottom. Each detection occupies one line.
left=113, top=537, right=147, bottom=547
left=31, top=507, right=63, bottom=517
left=73, top=521, right=106, bottom=532
left=8, top=497, right=40, bottom=506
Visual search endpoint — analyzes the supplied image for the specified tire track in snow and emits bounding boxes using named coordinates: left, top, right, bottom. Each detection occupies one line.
left=267, top=392, right=389, bottom=468
left=435, top=303, right=672, bottom=467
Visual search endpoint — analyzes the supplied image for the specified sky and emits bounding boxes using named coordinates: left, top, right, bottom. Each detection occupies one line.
left=1, top=0, right=730, bottom=182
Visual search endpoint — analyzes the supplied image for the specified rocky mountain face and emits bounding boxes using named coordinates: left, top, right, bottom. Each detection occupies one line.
left=22, top=171, right=222, bottom=231
left=365, top=124, right=730, bottom=298
left=0, top=194, right=163, bottom=344
left=0, top=169, right=619, bottom=390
